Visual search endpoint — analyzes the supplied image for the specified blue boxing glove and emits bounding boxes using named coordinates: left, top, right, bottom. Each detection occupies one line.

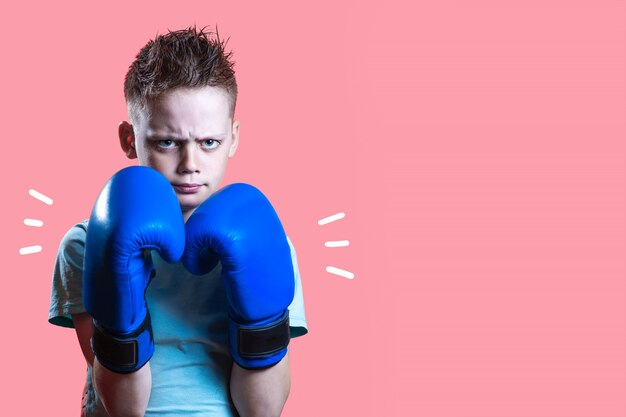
left=83, top=166, right=185, bottom=373
left=182, top=184, right=295, bottom=369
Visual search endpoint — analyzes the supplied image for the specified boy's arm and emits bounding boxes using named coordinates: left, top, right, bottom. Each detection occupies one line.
left=230, top=354, right=290, bottom=417
left=73, top=312, right=152, bottom=417
left=76, top=167, right=184, bottom=417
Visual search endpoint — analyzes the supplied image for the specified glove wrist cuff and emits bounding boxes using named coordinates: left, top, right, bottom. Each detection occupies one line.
left=229, top=311, right=290, bottom=369
left=91, top=311, right=154, bottom=374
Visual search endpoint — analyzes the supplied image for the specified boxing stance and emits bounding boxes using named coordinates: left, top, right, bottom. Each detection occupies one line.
left=83, top=166, right=295, bottom=373
left=49, top=26, right=307, bottom=417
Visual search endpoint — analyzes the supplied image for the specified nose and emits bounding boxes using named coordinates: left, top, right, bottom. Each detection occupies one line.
left=178, top=144, right=200, bottom=175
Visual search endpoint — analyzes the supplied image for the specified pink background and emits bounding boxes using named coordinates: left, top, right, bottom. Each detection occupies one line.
left=3, top=0, right=625, bottom=416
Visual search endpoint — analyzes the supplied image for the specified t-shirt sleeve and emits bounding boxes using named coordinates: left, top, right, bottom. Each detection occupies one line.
left=286, top=236, right=308, bottom=338
left=48, top=220, right=89, bottom=329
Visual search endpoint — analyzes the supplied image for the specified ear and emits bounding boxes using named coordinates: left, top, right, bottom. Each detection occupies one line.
left=228, top=119, right=240, bottom=158
left=118, top=121, right=137, bottom=159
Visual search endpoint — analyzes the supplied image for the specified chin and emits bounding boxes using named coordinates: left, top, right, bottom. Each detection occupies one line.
left=178, top=193, right=210, bottom=209
left=176, top=196, right=198, bottom=209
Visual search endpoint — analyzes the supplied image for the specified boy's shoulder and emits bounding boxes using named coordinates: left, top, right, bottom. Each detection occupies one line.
left=69, top=219, right=89, bottom=233
left=49, top=219, right=90, bottom=329
left=57, top=219, right=89, bottom=257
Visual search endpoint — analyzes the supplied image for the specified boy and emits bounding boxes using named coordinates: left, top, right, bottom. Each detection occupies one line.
left=48, top=26, right=308, bottom=417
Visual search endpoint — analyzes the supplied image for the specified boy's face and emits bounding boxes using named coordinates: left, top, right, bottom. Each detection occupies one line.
left=119, top=86, right=239, bottom=221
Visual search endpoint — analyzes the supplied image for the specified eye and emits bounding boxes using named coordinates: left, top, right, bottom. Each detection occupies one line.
left=201, top=139, right=221, bottom=150
left=157, top=140, right=177, bottom=149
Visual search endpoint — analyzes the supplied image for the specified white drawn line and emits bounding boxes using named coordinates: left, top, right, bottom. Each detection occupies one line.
left=318, top=212, right=345, bottom=226
left=19, top=245, right=42, bottom=255
left=29, top=189, right=53, bottom=205
left=325, top=240, right=350, bottom=247
left=24, top=218, right=44, bottom=227
left=326, top=266, right=354, bottom=279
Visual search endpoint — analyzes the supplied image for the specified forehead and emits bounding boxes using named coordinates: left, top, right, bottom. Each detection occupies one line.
left=140, top=86, right=231, bottom=134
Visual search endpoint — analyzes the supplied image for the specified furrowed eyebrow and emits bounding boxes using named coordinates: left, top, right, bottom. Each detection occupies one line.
left=197, top=133, right=227, bottom=140
left=146, top=135, right=182, bottom=141
left=147, top=134, right=226, bottom=141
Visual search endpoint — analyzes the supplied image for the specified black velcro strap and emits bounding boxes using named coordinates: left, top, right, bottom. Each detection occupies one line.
left=91, top=312, right=152, bottom=370
left=238, top=314, right=290, bottom=358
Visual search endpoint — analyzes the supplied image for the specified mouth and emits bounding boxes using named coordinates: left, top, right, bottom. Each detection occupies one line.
left=172, top=183, right=204, bottom=194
